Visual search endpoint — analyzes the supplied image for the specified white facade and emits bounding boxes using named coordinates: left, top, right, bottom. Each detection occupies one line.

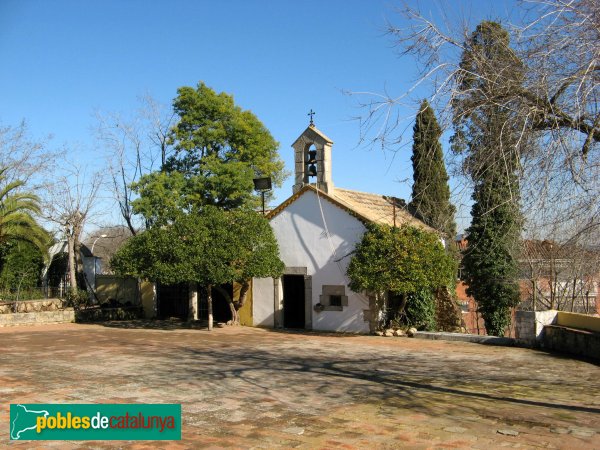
left=253, top=189, right=371, bottom=333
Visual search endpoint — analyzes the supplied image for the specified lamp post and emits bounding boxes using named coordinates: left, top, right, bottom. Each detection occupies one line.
left=91, top=234, right=108, bottom=254
left=253, top=177, right=272, bottom=215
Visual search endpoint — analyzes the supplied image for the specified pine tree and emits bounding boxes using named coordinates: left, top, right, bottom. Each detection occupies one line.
left=409, top=100, right=456, bottom=240
left=452, top=21, right=524, bottom=336
left=131, top=82, right=286, bottom=226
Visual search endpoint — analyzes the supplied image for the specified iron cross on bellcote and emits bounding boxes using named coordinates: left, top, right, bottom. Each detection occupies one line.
left=308, top=109, right=316, bottom=126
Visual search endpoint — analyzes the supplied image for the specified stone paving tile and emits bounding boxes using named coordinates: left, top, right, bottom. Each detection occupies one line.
left=0, top=323, right=599, bottom=449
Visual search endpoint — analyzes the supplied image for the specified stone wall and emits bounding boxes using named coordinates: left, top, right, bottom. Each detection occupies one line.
left=96, top=275, right=138, bottom=304
left=0, top=308, right=75, bottom=327
left=544, top=325, right=600, bottom=361
left=0, top=298, right=64, bottom=314
left=515, top=310, right=600, bottom=360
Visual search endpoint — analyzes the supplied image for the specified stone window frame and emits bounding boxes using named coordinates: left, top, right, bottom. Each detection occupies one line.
left=319, top=285, right=348, bottom=312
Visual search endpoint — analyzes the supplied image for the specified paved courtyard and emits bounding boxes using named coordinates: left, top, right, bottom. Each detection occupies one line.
left=1, top=323, right=599, bottom=449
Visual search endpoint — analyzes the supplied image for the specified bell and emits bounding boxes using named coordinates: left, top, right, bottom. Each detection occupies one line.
left=307, top=150, right=317, bottom=164
left=307, top=163, right=317, bottom=177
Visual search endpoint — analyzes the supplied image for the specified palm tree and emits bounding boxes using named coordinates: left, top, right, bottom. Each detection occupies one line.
left=0, top=168, right=50, bottom=256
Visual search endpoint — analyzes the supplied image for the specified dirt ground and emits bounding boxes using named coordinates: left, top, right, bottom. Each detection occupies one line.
left=1, top=322, right=599, bottom=449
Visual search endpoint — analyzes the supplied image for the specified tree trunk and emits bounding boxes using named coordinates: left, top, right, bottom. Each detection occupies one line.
left=232, top=281, right=251, bottom=325
left=189, top=282, right=198, bottom=321
left=207, top=284, right=213, bottom=331
left=213, top=285, right=236, bottom=325
left=397, top=293, right=408, bottom=318
left=570, top=277, right=577, bottom=312
left=228, top=302, right=238, bottom=325
left=67, top=232, right=77, bottom=293
left=74, top=238, right=84, bottom=289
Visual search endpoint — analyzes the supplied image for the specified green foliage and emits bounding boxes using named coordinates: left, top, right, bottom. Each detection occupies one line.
left=131, top=82, right=286, bottom=223
left=0, top=168, right=50, bottom=256
left=405, top=290, right=437, bottom=331
left=452, top=21, right=523, bottom=336
left=0, top=287, right=46, bottom=302
left=131, top=171, right=189, bottom=227
left=409, top=100, right=456, bottom=239
left=462, top=189, right=522, bottom=335
left=65, top=288, right=90, bottom=310
left=168, top=83, right=284, bottom=182
left=0, top=240, right=45, bottom=289
left=111, top=207, right=284, bottom=288
left=451, top=22, right=525, bottom=160
left=347, top=224, right=456, bottom=298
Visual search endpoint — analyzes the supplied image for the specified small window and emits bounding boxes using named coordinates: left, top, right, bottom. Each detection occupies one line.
left=329, top=295, right=342, bottom=307
left=318, top=285, right=347, bottom=311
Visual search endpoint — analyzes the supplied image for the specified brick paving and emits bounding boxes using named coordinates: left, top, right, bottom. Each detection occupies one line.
left=1, top=322, right=599, bottom=449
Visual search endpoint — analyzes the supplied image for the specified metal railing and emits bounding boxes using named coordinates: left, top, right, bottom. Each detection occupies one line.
left=0, top=285, right=70, bottom=302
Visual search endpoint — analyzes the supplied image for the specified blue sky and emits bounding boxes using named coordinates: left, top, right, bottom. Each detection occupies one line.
left=0, top=0, right=518, bottom=233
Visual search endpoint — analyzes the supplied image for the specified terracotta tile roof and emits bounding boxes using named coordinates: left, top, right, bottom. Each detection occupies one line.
left=267, top=185, right=434, bottom=232
left=332, top=188, right=432, bottom=231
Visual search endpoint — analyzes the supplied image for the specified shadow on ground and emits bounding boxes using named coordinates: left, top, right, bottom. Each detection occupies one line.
left=96, top=320, right=366, bottom=338
left=95, top=318, right=211, bottom=330
left=2, top=324, right=599, bottom=448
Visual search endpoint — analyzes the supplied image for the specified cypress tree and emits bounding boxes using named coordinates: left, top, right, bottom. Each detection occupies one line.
left=409, top=100, right=456, bottom=240
left=452, top=21, right=524, bottom=336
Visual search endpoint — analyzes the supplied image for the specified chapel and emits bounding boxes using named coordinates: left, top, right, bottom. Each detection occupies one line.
left=251, top=119, right=431, bottom=333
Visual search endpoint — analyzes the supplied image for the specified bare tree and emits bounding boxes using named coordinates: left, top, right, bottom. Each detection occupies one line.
left=0, top=120, right=61, bottom=190
left=351, top=0, right=599, bottom=239
left=139, top=93, right=176, bottom=169
left=355, top=0, right=598, bottom=150
left=43, top=164, right=102, bottom=294
left=521, top=235, right=600, bottom=313
left=94, top=95, right=176, bottom=235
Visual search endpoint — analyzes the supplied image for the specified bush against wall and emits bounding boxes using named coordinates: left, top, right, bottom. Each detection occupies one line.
left=347, top=224, right=456, bottom=330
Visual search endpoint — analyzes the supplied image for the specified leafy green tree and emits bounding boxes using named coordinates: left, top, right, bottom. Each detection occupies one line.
left=347, top=224, right=456, bottom=330
left=0, top=240, right=45, bottom=290
left=111, top=207, right=284, bottom=329
left=120, top=84, right=287, bottom=324
left=0, top=168, right=50, bottom=255
left=131, top=82, right=286, bottom=226
left=130, top=171, right=189, bottom=228
left=452, top=22, right=524, bottom=336
left=409, top=100, right=456, bottom=240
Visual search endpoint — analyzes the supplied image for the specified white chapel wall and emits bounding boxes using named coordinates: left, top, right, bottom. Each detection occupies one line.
left=253, top=277, right=275, bottom=327
left=266, top=190, right=370, bottom=333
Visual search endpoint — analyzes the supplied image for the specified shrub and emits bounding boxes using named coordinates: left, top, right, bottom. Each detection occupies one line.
left=405, top=290, right=437, bottom=331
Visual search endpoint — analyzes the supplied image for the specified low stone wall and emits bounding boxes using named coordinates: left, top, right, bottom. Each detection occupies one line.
left=515, top=310, right=600, bottom=360
left=0, top=308, right=75, bottom=327
left=544, top=325, right=600, bottom=361
left=514, top=310, right=558, bottom=345
left=0, top=298, right=64, bottom=314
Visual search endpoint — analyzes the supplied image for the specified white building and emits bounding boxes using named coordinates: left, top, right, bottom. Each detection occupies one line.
left=252, top=123, right=431, bottom=333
